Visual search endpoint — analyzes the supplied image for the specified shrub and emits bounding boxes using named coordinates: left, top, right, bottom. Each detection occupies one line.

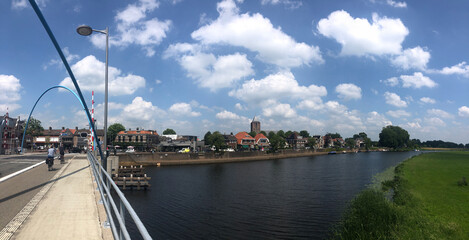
left=457, top=177, right=467, bottom=186
left=331, top=190, right=400, bottom=239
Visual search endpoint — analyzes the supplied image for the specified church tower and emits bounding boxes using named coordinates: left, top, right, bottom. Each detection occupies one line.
left=250, top=116, right=260, bottom=134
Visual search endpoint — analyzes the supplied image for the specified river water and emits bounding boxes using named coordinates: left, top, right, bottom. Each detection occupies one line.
left=123, top=151, right=420, bottom=239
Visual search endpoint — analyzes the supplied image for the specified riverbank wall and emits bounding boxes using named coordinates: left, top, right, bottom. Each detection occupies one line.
left=118, top=149, right=333, bottom=166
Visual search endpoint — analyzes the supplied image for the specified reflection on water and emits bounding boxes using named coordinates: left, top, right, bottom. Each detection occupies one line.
left=123, top=151, right=420, bottom=239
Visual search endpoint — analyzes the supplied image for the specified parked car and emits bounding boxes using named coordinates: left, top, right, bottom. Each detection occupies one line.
left=178, top=148, right=190, bottom=153
left=125, top=147, right=135, bottom=153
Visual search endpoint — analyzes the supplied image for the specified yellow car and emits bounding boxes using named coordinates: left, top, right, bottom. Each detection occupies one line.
left=178, top=148, right=190, bottom=153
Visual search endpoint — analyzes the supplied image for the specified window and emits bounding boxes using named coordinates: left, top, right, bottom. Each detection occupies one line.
left=118, top=136, right=121, bottom=142
left=140, top=136, right=144, bottom=142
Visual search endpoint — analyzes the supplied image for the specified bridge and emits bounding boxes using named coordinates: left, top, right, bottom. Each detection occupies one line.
left=0, top=152, right=150, bottom=240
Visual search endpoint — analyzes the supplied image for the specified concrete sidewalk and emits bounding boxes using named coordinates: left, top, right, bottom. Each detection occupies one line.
left=11, top=156, right=106, bottom=240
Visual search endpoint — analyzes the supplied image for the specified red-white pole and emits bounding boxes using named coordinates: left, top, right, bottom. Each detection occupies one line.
left=91, top=91, right=95, bottom=151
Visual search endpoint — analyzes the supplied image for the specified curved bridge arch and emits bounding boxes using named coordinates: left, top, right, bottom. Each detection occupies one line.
left=21, top=85, right=94, bottom=154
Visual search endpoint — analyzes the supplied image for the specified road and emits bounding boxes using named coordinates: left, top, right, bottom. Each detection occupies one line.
left=0, top=155, right=74, bottom=229
left=0, top=153, right=49, bottom=178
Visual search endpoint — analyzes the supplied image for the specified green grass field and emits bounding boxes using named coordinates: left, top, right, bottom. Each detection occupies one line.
left=332, top=151, right=469, bottom=239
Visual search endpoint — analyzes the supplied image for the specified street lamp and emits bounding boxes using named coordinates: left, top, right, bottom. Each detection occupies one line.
left=77, top=25, right=109, bottom=171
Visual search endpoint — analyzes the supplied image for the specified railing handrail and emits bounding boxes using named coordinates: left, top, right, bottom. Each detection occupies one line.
left=87, top=152, right=152, bottom=240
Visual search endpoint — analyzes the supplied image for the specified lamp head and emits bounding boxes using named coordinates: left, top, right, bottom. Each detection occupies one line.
left=77, top=25, right=93, bottom=36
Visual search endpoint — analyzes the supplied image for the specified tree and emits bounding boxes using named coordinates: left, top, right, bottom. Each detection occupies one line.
left=379, top=125, right=410, bottom=149
left=269, top=134, right=286, bottom=152
left=163, top=128, right=176, bottom=135
left=326, top=132, right=342, bottom=139
left=260, top=131, right=267, bottom=136
left=345, top=138, right=355, bottom=149
left=285, top=130, right=293, bottom=138
left=204, top=131, right=212, bottom=146
left=249, top=131, right=257, bottom=138
left=108, top=123, right=125, bottom=144
left=26, top=117, right=44, bottom=137
left=306, top=137, right=316, bottom=149
left=268, top=131, right=276, bottom=139
left=211, top=131, right=226, bottom=151
left=277, top=130, right=285, bottom=139
left=299, top=130, right=310, bottom=138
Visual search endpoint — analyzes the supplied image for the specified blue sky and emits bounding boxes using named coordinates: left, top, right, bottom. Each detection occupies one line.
left=1, top=0, right=469, bottom=143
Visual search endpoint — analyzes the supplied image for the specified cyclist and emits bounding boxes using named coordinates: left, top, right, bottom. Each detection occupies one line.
left=47, top=145, right=55, bottom=171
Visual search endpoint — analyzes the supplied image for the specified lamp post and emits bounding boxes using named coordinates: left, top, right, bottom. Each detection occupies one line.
left=77, top=25, right=109, bottom=171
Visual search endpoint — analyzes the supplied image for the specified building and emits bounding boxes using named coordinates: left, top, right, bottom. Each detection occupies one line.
left=223, top=134, right=238, bottom=149
left=286, top=132, right=307, bottom=149
left=235, top=132, right=255, bottom=150
left=313, top=135, right=324, bottom=149
left=115, top=129, right=159, bottom=151
left=250, top=116, right=261, bottom=134
left=0, top=113, right=25, bottom=154
left=254, top=133, right=270, bottom=149
left=34, top=127, right=102, bottom=151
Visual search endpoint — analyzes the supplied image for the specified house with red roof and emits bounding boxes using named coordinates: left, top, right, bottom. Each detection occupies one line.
left=254, top=133, right=270, bottom=148
left=235, top=132, right=255, bottom=150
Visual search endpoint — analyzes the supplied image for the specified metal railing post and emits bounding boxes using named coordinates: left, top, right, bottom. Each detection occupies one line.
left=87, top=152, right=151, bottom=240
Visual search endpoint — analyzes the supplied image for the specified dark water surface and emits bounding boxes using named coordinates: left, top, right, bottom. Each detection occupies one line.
left=123, top=151, right=420, bottom=239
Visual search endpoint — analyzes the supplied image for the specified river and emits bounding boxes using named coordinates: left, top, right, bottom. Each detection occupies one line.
left=122, top=151, right=421, bottom=239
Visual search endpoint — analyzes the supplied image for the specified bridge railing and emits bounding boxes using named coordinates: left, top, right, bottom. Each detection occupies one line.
left=87, top=152, right=152, bottom=240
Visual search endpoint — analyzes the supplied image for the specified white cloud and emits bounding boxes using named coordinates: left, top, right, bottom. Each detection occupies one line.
left=191, top=0, right=323, bottom=68
left=0, top=74, right=21, bottom=103
left=391, top=46, right=430, bottom=70
left=381, top=77, right=399, bottom=87
left=116, top=97, right=166, bottom=129
left=166, top=47, right=254, bottom=91
left=400, top=72, right=437, bottom=89
left=317, top=10, right=408, bottom=56
left=366, top=111, right=392, bottom=129
left=229, top=71, right=327, bottom=104
left=262, top=103, right=297, bottom=118
left=59, top=55, right=146, bottom=96
left=427, top=109, right=453, bottom=119
left=216, top=110, right=242, bottom=120
left=235, top=103, right=246, bottom=111
left=384, top=92, right=407, bottom=107
left=261, top=0, right=303, bottom=9
left=432, top=62, right=469, bottom=78
left=420, top=97, right=435, bottom=104
left=12, top=0, right=47, bottom=9
left=386, top=110, right=410, bottom=118
left=297, top=98, right=324, bottom=111
left=169, top=102, right=201, bottom=117
left=458, top=106, right=469, bottom=117
left=325, top=101, right=348, bottom=114
left=335, top=83, right=362, bottom=100
left=0, top=74, right=22, bottom=112
left=63, top=47, right=80, bottom=63
left=44, top=47, right=80, bottom=70
left=425, top=117, right=446, bottom=127
left=91, top=0, right=171, bottom=57
left=386, top=0, right=407, bottom=8
left=323, top=101, right=366, bottom=134
left=403, top=120, right=421, bottom=129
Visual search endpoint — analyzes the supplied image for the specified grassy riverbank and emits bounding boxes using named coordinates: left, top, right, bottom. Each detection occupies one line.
left=332, top=151, right=469, bottom=239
